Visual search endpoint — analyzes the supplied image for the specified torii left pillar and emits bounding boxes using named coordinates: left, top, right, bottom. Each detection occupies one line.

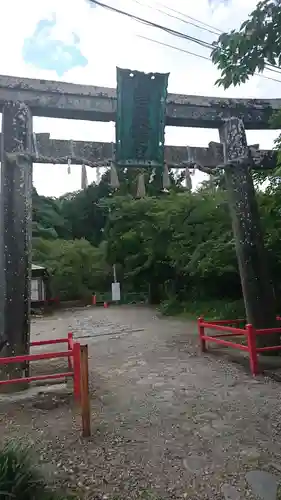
left=0, top=102, right=33, bottom=385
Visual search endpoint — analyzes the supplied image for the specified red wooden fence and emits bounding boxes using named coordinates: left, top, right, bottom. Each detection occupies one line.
left=0, top=333, right=81, bottom=400
left=198, top=317, right=281, bottom=376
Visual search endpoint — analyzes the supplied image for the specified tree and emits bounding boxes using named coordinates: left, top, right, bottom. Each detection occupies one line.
left=104, top=191, right=241, bottom=306
left=32, top=188, right=70, bottom=239
left=211, top=0, right=281, bottom=88
left=33, top=237, right=111, bottom=300
left=31, top=171, right=281, bottom=319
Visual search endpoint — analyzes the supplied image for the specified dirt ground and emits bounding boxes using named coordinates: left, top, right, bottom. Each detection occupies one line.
left=1, top=305, right=281, bottom=500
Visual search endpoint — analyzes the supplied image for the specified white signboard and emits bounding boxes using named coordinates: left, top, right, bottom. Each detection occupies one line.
left=111, top=282, right=121, bottom=301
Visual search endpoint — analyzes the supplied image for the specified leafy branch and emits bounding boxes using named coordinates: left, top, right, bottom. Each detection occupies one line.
left=211, top=0, right=281, bottom=88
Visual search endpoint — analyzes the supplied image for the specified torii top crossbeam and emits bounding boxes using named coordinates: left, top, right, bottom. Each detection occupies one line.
left=0, top=74, right=280, bottom=129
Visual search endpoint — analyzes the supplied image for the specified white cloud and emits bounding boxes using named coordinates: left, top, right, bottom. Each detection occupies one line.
left=0, top=0, right=279, bottom=196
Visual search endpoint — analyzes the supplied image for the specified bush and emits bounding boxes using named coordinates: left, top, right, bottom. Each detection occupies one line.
left=0, top=442, right=69, bottom=500
left=158, top=298, right=184, bottom=316
left=181, top=299, right=245, bottom=321
left=0, top=442, right=45, bottom=500
left=159, top=298, right=245, bottom=321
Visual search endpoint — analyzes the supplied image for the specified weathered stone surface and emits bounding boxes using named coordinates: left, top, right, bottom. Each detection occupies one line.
left=221, top=484, right=241, bottom=500
left=246, top=470, right=279, bottom=500
left=183, top=454, right=208, bottom=474
left=219, top=118, right=278, bottom=339
left=0, top=101, right=32, bottom=381
left=0, top=74, right=280, bottom=128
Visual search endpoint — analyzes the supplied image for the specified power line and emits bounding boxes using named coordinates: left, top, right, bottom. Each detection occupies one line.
left=89, top=0, right=281, bottom=82
left=137, top=35, right=211, bottom=62
left=147, top=0, right=281, bottom=74
left=137, top=35, right=281, bottom=84
left=147, top=1, right=223, bottom=35
left=153, top=0, right=222, bottom=35
left=130, top=0, right=220, bottom=36
left=88, top=0, right=213, bottom=50
left=131, top=0, right=281, bottom=75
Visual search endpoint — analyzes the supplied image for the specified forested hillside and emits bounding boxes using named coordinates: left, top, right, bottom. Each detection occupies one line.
left=31, top=164, right=281, bottom=318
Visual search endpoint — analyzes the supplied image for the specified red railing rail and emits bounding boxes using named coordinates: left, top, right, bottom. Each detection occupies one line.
left=198, top=317, right=281, bottom=376
left=204, top=319, right=245, bottom=326
left=0, top=332, right=81, bottom=400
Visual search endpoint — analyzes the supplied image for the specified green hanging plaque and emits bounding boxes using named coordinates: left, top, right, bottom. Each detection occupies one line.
left=115, top=67, right=169, bottom=168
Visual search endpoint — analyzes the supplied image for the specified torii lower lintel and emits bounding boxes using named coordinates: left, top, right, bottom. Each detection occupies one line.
left=187, top=141, right=278, bottom=174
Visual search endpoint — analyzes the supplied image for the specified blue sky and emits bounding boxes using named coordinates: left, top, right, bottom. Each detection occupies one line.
left=0, top=0, right=278, bottom=197
left=23, top=15, right=88, bottom=77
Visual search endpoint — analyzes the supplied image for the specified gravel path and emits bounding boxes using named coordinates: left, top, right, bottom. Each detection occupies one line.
left=1, top=305, right=281, bottom=500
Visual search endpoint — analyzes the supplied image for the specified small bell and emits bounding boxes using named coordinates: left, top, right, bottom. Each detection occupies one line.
left=81, top=164, right=88, bottom=189
left=136, top=172, right=146, bottom=198
left=67, top=158, right=71, bottom=175
left=185, top=167, right=192, bottom=191
left=162, top=163, right=170, bottom=189
left=110, top=163, right=120, bottom=188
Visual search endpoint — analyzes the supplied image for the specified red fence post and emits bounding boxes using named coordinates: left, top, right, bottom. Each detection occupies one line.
left=198, top=317, right=206, bottom=352
left=73, top=342, right=81, bottom=402
left=68, top=332, right=73, bottom=370
left=247, top=324, right=258, bottom=376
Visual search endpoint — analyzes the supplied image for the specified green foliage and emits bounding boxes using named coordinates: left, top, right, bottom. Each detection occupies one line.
left=33, top=238, right=111, bottom=300
left=182, top=299, right=245, bottom=321
left=211, top=1, right=281, bottom=202
left=159, top=298, right=245, bottom=320
left=158, top=298, right=184, bottom=316
left=104, top=191, right=240, bottom=305
left=31, top=162, right=281, bottom=318
left=0, top=442, right=44, bottom=500
left=32, top=188, right=70, bottom=240
left=0, top=441, right=70, bottom=500
left=211, top=0, right=281, bottom=88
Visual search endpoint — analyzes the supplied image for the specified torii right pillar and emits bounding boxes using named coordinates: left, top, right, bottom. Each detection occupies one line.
left=220, top=117, right=279, bottom=347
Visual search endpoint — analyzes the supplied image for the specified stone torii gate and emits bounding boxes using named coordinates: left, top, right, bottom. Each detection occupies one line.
left=0, top=72, right=280, bottom=375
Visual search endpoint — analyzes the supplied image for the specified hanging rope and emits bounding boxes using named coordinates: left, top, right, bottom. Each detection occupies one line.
left=32, top=133, right=39, bottom=159
left=68, top=139, right=76, bottom=174
left=96, top=166, right=101, bottom=183
left=110, top=163, right=120, bottom=188
left=70, top=140, right=75, bottom=158
left=81, top=164, right=88, bottom=189
left=110, top=142, right=120, bottom=188
left=162, top=163, right=170, bottom=189
left=149, top=167, right=156, bottom=184
left=185, top=167, right=192, bottom=191
left=136, top=171, right=146, bottom=198
left=67, top=158, right=71, bottom=175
